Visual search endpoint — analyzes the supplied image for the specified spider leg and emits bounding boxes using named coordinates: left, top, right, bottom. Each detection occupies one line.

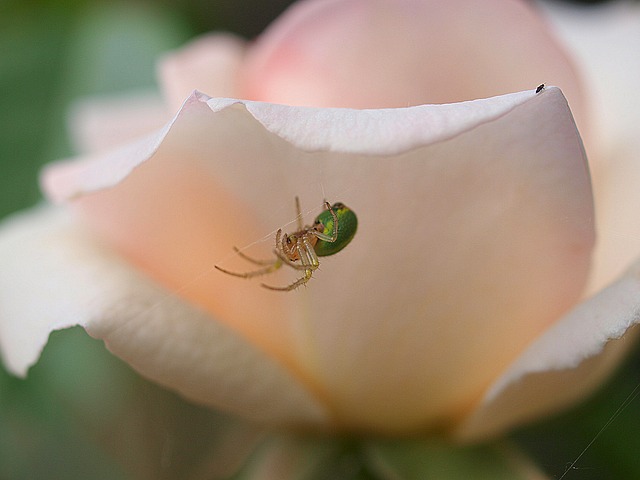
left=295, top=196, right=303, bottom=231
left=262, top=268, right=313, bottom=291
left=273, top=240, right=319, bottom=271
left=273, top=229, right=308, bottom=270
left=312, top=202, right=339, bottom=243
left=273, top=230, right=300, bottom=270
left=276, top=229, right=287, bottom=258
left=232, top=246, right=273, bottom=266
left=327, top=202, right=339, bottom=241
left=215, top=238, right=283, bottom=278
left=302, top=236, right=320, bottom=268
left=262, top=240, right=317, bottom=291
left=273, top=249, right=310, bottom=270
left=215, top=259, right=282, bottom=279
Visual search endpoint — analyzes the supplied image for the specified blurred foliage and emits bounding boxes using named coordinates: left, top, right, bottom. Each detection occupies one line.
left=156, top=0, right=296, bottom=38
left=0, top=329, right=133, bottom=479
left=0, top=0, right=192, bottom=219
left=2, top=0, right=640, bottom=478
left=514, top=346, right=640, bottom=479
left=0, top=327, right=267, bottom=480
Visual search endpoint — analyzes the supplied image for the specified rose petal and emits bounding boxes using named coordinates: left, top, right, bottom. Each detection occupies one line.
left=539, top=1, right=640, bottom=293
left=158, top=33, right=247, bottom=112
left=41, top=87, right=593, bottom=432
left=454, top=258, right=640, bottom=442
left=241, top=0, right=587, bottom=131
left=0, top=205, right=328, bottom=426
left=0, top=207, right=79, bottom=375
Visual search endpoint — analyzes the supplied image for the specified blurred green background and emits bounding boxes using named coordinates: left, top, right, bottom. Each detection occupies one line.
left=1, top=0, right=640, bottom=479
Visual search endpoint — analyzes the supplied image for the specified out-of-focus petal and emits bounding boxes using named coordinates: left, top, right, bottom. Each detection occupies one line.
left=455, top=258, right=640, bottom=442
left=41, top=88, right=593, bottom=432
left=539, top=1, right=640, bottom=293
left=539, top=0, right=640, bottom=157
left=0, top=207, right=80, bottom=375
left=68, top=91, right=171, bottom=154
left=0, top=205, right=328, bottom=426
left=158, top=33, right=247, bottom=112
left=241, top=0, right=587, bottom=131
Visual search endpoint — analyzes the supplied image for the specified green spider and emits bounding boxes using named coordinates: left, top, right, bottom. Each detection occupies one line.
left=215, top=198, right=358, bottom=291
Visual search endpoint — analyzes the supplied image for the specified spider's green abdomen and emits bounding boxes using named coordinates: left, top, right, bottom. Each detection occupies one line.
left=314, top=202, right=357, bottom=257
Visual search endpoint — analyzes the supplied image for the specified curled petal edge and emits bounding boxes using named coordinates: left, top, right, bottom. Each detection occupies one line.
left=43, top=87, right=548, bottom=203
left=455, top=259, right=640, bottom=441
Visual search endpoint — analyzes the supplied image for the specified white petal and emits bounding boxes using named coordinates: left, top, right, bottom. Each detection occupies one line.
left=0, top=207, right=79, bottom=375
left=455, top=258, right=640, bottom=441
left=0, top=205, right=328, bottom=426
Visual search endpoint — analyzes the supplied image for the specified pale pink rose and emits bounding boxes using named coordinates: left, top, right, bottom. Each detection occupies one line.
left=1, top=0, right=639, bottom=460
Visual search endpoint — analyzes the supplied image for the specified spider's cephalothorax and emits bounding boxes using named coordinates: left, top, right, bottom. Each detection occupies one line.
left=215, top=198, right=358, bottom=291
